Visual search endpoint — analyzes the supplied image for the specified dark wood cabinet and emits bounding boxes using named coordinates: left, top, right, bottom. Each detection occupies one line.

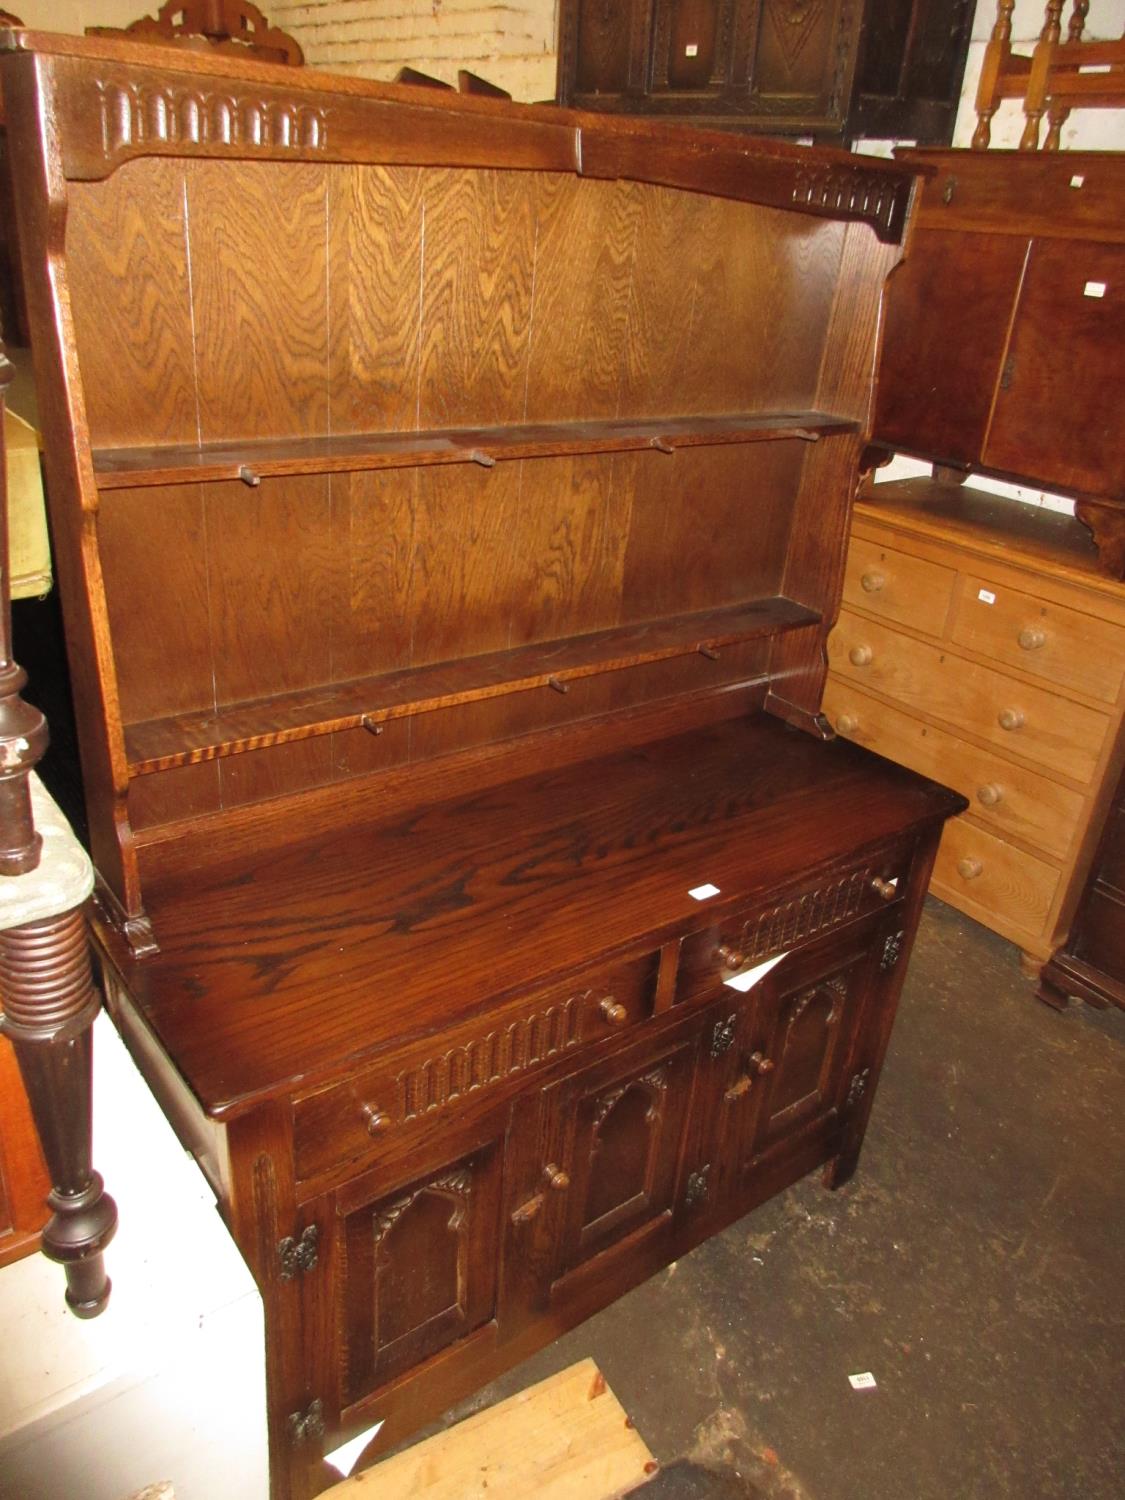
left=2, top=28, right=965, bottom=1499
left=557, top=0, right=973, bottom=144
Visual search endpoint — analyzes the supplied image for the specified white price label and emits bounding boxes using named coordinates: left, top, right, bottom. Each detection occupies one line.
left=978, top=588, right=996, bottom=605
left=685, top=42, right=699, bottom=56
left=848, top=1372, right=877, bottom=1391
left=688, top=883, right=720, bottom=901
left=1084, top=281, right=1107, bottom=299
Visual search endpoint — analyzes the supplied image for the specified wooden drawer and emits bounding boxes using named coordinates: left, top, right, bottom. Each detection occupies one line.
left=950, top=575, right=1125, bottom=706
left=823, top=679, right=1085, bottom=863
left=932, top=819, right=1059, bottom=943
left=675, top=846, right=910, bottom=1008
left=829, top=611, right=1110, bottom=784
left=843, top=535, right=956, bottom=638
left=293, top=952, right=660, bottom=1183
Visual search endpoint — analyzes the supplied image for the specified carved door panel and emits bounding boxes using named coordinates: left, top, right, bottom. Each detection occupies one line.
left=515, top=1019, right=701, bottom=1317
left=332, top=1113, right=508, bottom=1412
left=650, top=1, right=737, bottom=95
left=567, top=0, right=652, bottom=101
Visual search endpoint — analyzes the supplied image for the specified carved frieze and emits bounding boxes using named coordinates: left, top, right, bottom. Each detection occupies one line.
left=95, top=77, right=328, bottom=159
left=733, top=867, right=872, bottom=965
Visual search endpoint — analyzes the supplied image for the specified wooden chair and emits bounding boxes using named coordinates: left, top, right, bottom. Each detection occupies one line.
left=974, top=1, right=1125, bottom=149
left=86, top=0, right=304, bottom=66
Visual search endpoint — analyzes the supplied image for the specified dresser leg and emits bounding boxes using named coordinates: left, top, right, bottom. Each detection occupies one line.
left=1018, top=950, right=1043, bottom=982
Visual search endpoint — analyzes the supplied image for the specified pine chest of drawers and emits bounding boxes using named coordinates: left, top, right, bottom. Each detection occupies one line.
left=825, top=480, right=1125, bottom=975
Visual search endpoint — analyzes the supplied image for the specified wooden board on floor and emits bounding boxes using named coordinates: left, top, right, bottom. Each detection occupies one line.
left=323, top=1358, right=658, bottom=1499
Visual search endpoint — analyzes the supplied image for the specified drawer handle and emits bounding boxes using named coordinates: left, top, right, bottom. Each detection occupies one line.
left=361, top=1104, right=390, bottom=1136
left=748, top=1051, right=775, bottom=1076
left=860, top=570, right=886, bottom=593
left=836, top=713, right=858, bottom=735
left=599, top=996, right=628, bottom=1027
left=543, top=1163, right=570, bottom=1191
left=724, top=1074, right=753, bottom=1102
left=977, top=783, right=1003, bottom=807
left=849, top=644, right=873, bottom=667
left=871, top=876, right=897, bottom=902
left=716, top=943, right=746, bottom=969
left=998, top=708, right=1025, bottom=732
left=1017, top=627, right=1046, bottom=652
left=957, top=857, right=983, bottom=881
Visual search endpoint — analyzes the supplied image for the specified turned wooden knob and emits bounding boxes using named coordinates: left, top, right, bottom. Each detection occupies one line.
left=716, top=943, right=746, bottom=969
left=957, top=857, right=983, bottom=880
left=998, top=707, right=1025, bottom=732
left=361, top=1104, right=390, bottom=1135
left=860, top=570, right=885, bottom=593
left=849, top=644, right=873, bottom=666
left=599, top=996, right=628, bottom=1026
left=543, top=1163, right=570, bottom=1191
left=749, top=1051, right=775, bottom=1075
left=871, top=876, right=896, bottom=902
left=836, top=713, right=858, bottom=735
left=1017, top=626, right=1046, bottom=651
left=976, top=783, right=1002, bottom=807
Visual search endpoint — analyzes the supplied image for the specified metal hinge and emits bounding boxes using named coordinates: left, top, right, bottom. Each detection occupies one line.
left=684, top=1164, right=711, bottom=1208
left=709, top=1015, right=737, bottom=1058
left=999, top=352, right=1017, bottom=391
left=879, top=930, right=905, bottom=972
left=847, top=1068, right=871, bottom=1109
left=278, top=1224, right=319, bottom=1281
left=288, top=1398, right=325, bottom=1446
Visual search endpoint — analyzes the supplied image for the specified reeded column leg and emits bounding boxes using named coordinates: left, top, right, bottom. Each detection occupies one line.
left=0, top=907, right=117, bottom=1316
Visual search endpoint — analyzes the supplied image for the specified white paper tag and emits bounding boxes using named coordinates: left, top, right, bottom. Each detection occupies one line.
left=724, top=950, right=788, bottom=992
left=978, top=588, right=996, bottom=605
left=689, top=883, right=720, bottom=901
left=849, top=1372, right=877, bottom=1391
left=1069, top=174, right=1085, bottom=188
left=685, top=42, right=699, bottom=56
left=1084, top=281, right=1107, bottom=299
left=325, top=1421, right=384, bottom=1479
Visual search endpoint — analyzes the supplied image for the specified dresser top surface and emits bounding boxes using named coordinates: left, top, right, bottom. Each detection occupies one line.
left=99, top=714, right=961, bottom=1120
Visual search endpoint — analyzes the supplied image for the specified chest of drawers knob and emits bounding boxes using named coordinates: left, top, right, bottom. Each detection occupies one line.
left=976, top=783, right=1003, bottom=807
left=361, top=1104, right=390, bottom=1136
left=998, top=707, right=1025, bottom=732
left=860, top=570, right=886, bottom=593
left=599, top=996, right=628, bottom=1026
left=835, top=713, right=858, bottom=735
left=748, top=1051, right=775, bottom=1075
left=543, top=1163, right=570, bottom=1191
left=715, top=943, right=746, bottom=970
left=1017, top=626, right=1047, bottom=651
left=871, top=876, right=897, bottom=901
left=957, top=857, right=983, bottom=880
left=849, top=644, right=874, bottom=667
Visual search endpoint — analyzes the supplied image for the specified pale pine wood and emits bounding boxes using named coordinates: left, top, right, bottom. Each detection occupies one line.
left=841, top=538, right=957, bottom=639
left=932, top=818, right=1059, bottom=959
left=321, top=1359, right=656, bottom=1499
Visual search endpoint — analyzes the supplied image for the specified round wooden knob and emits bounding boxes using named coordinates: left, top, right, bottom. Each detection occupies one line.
left=1017, top=626, right=1046, bottom=651
left=848, top=644, right=873, bottom=667
left=543, top=1164, right=570, bottom=1191
left=871, top=876, right=897, bottom=902
left=957, top=857, right=983, bottom=881
left=836, top=713, right=858, bottom=735
left=749, top=1051, right=775, bottom=1075
left=716, top=943, right=746, bottom=969
left=976, top=783, right=1002, bottom=807
left=860, top=570, right=886, bottom=593
left=361, top=1104, right=390, bottom=1136
left=998, top=708, right=1025, bottom=732
left=599, top=996, right=628, bottom=1026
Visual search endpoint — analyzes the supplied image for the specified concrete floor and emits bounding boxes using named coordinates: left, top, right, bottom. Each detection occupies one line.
left=442, top=898, right=1125, bottom=1500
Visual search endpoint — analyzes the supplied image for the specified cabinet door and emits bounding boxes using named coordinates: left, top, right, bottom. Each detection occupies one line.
left=650, top=1, right=735, bottom=95
left=560, top=0, right=652, bottom=103
left=333, top=1112, right=508, bottom=1411
left=512, top=1020, right=701, bottom=1320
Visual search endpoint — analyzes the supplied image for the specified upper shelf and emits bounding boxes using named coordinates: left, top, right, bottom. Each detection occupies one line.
left=124, top=595, right=820, bottom=776
left=92, top=412, right=860, bottom=491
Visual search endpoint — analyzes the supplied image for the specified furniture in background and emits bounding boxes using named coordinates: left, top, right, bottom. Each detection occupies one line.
left=868, top=146, right=1125, bottom=579
left=556, top=0, right=973, bottom=145
left=825, top=480, right=1125, bottom=982
left=974, top=1, right=1125, bottom=151
left=1, top=29, right=963, bottom=1500
left=86, top=0, right=304, bottom=65
left=1038, top=758, right=1125, bottom=1010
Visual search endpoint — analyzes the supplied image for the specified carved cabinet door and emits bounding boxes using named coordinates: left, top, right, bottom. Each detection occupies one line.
left=507, top=1016, right=702, bottom=1323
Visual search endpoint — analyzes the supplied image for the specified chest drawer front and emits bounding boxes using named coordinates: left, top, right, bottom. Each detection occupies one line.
left=675, top=848, right=909, bottom=1009
left=932, top=819, right=1059, bottom=943
left=294, top=952, right=660, bottom=1183
left=823, top=680, right=1085, bottom=863
left=950, top=576, right=1125, bottom=707
left=829, top=612, right=1110, bottom=785
left=843, top=536, right=956, bottom=638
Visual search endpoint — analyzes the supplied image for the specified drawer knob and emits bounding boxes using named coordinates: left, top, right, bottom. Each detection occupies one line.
left=716, top=943, right=746, bottom=970
left=599, top=996, right=628, bottom=1026
left=957, top=857, right=983, bottom=881
left=998, top=708, right=1025, bottom=732
left=361, top=1104, right=390, bottom=1136
left=836, top=713, right=858, bottom=735
left=860, top=570, right=886, bottom=593
left=543, top=1163, right=570, bottom=1191
left=1017, top=626, right=1046, bottom=652
left=871, top=876, right=897, bottom=902
left=848, top=644, right=873, bottom=667
left=749, top=1051, right=775, bottom=1076
left=977, top=783, right=1003, bottom=807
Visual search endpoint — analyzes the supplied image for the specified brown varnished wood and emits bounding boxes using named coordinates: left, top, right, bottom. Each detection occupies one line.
left=0, top=1033, right=50, bottom=1268
left=86, top=0, right=305, bottom=66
